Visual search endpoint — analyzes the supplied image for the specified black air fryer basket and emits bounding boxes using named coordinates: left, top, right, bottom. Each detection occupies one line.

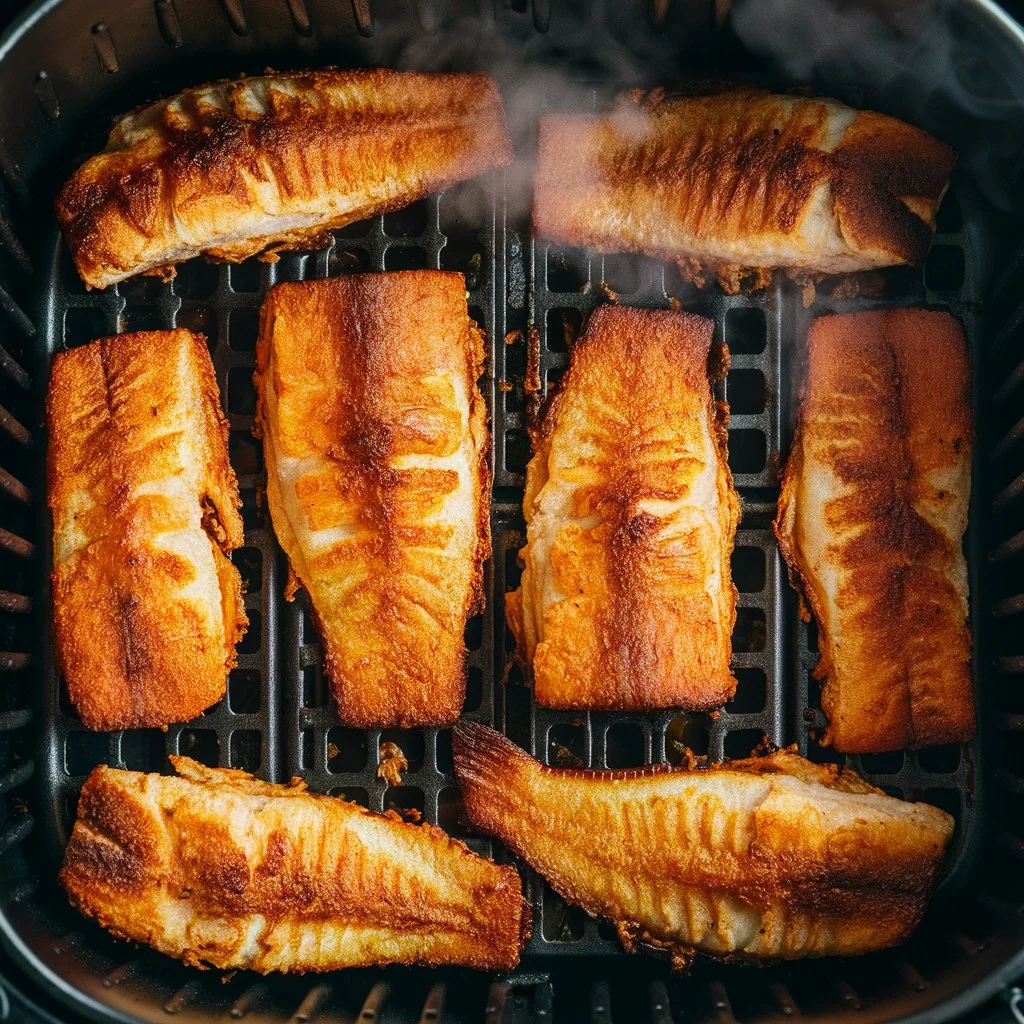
left=2, top=0, right=1024, bottom=1021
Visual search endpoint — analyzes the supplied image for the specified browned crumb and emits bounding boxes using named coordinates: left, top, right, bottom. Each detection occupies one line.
left=377, top=741, right=409, bottom=786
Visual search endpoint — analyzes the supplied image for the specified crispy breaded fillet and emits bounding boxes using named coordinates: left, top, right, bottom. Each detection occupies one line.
left=506, top=305, right=739, bottom=710
left=255, top=272, right=490, bottom=728
left=56, top=69, right=513, bottom=289
left=47, top=330, right=246, bottom=731
left=775, top=309, right=974, bottom=752
left=60, top=756, right=527, bottom=972
left=454, top=722, right=953, bottom=965
left=535, top=88, right=955, bottom=292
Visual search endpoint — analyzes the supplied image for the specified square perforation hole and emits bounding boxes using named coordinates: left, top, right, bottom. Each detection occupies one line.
left=546, top=249, right=587, bottom=292
left=505, top=429, right=530, bottom=473
left=601, top=254, right=641, bottom=295
left=464, top=615, right=483, bottom=651
left=733, top=607, right=766, bottom=652
left=119, top=729, right=166, bottom=771
left=230, top=260, right=262, bottom=293
left=65, top=731, right=109, bottom=776
left=936, top=191, right=963, bottom=232
left=925, top=245, right=965, bottom=292
left=385, top=246, right=429, bottom=271
left=438, top=786, right=469, bottom=836
left=229, top=669, right=261, bottom=714
left=543, top=888, right=586, bottom=941
left=440, top=241, right=484, bottom=291
left=328, top=247, right=370, bottom=276
left=728, top=429, right=767, bottom=474
left=666, top=715, right=708, bottom=761
left=725, top=307, right=767, bottom=355
left=238, top=609, right=261, bottom=653
left=730, top=667, right=767, bottom=713
left=174, top=259, right=219, bottom=299
left=178, top=729, right=218, bottom=766
left=119, top=275, right=170, bottom=304
left=122, top=306, right=166, bottom=333
left=548, top=722, right=587, bottom=766
left=335, top=218, right=372, bottom=239
left=545, top=307, right=581, bottom=354
left=731, top=546, right=766, bottom=593
left=384, top=199, right=430, bottom=237
left=924, top=788, right=961, bottom=833
left=227, top=366, right=256, bottom=416
left=380, top=729, right=425, bottom=772
left=239, top=487, right=263, bottom=528
left=468, top=304, right=486, bottom=331
left=330, top=786, right=369, bottom=807
left=724, top=728, right=765, bottom=759
left=385, top=786, right=425, bottom=817
left=463, top=666, right=483, bottom=713
left=328, top=727, right=369, bottom=772
left=727, top=368, right=766, bottom=415
left=176, top=306, right=216, bottom=342
left=303, top=664, right=329, bottom=707
left=605, top=722, right=645, bottom=768
left=436, top=729, right=454, bottom=774
left=64, top=306, right=109, bottom=348
left=860, top=750, right=904, bottom=774
left=230, top=730, right=261, bottom=773
left=918, top=744, right=962, bottom=774
left=229, top=307, right=259, bottom=352
left=229, top=431, right=262, bottom=476
left=232, top=547, right=263, bottom=593
left=807, top=739, right=844, bottom=766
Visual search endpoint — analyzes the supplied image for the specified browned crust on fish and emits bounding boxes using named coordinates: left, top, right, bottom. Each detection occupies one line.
left=60, top=756, right=527, bottom=972
left=57, top=69, right=513, bottom=289
left=254, top=272, right=490, bottom=728
left=507, top=304, right=739, bottom=710
left=534, top=88, right=955, bottom=293
left=453, top=721, right=953, bottom=965
left=47, top=330, right=246, bottom=731
left=774, top=309, right=974, bottom=752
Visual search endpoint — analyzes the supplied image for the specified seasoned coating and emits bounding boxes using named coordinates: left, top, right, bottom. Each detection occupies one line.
left=255, top=272, right=490, bottom=728
left=61, top=756, right=527, bottom=972
left=47, top=330, right=246, bottom=731
left=775, top=310, right=974, bottom=752
left=454, top=722, right=953, bottom=965
left=57, top=69, right=513, bottom=289
left=506, top=305, right=739, bottom=710
left=535, top=88, right=955, bottom=292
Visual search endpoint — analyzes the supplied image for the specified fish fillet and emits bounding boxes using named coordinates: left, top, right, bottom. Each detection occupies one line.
left=775, top=309, right=974, bottom=752
left=254, top=272, right=490, bottom=728
left=56, top=69, right=513, bottom=289
left=47, top=330, right=246, bottom=731
left=453, top=722, right=953, bottom=965
left=506, top=305, right=739, bottom=710
left=60, top=756, right=527, bottom=972
left=535, top=88, right=955, bottom=292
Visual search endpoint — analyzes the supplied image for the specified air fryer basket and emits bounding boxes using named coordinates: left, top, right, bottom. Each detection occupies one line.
left=2, top=0, right=1024, bottom=1021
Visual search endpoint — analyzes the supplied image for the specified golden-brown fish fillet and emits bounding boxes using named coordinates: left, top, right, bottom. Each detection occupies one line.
left=535, top=88, right=955, bottom=292
left=453, top=722, right=953, bottom=965
left=254, top=272, right=490, bottom=728
left=775, top=310, right=974, bottom=753
left=57, top=69, right=513, bottom=290
left=60, top=756, right=527, bottom=972
left=47, top=330, right=246, bottom=731
left=506, top=305, right=739, bottom=710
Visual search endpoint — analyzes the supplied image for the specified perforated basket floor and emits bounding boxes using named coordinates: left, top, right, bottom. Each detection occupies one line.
left=36, top=162, right=987, bottom=961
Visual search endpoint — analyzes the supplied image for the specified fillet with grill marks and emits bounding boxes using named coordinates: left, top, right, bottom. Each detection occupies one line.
left=535, top=88, right=955, bottom=293
left=255, top=272, right=490, bottom=728
left=775, top=309, right=974, bottom=752
left=60, top=757, right=527, bottom=972
left=47, top=329, right=246, bottom=731
left=57, top=69, right=513, bottom=289
left=453, top=722, right=953, bottom=966
left=506, top=304, right=739, bottom=711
